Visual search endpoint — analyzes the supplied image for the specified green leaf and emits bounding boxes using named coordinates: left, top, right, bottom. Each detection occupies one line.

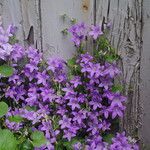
left=61, top=28, right=68, bottom=35
left=63, top=138, right=83, bottom=150
left=8, top=115, right=24, bottom=123
left=9, top=36, right=19, bottom=44
left=112, top=85, right=123, bottom=92
left=0, top=102, right=8, bottom=117
left=70, top=18, right=77, bottom=24
left=0, top=129, right=18, bottom=150
left=25, top=106, right=37, bottom=111
left=55, top=140, right=65, bottom=150
left=52, top=115, right=60, bottom=130
left=31, top=131, right=47, bottom=147
left=63, top=142, right=73, bottom=150
left=103, top=134, right=114, bottom=144
left=104, top=55, right=117, bottom=62
left=67, top=58, right=76, bottom=66
left=19, top=140, right=33, bottom=150
left=0, top=64, right=14, bottom=77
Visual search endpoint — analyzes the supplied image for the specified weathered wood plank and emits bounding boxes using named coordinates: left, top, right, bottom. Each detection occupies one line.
left=40, top=0, right=94, bottom=59
left=96, top=0, right=143, bottom=142
left=2, top=0, right=150, bottom=148
left=140, top=0, right=150, bottom=148
left=0, top=0, right=41, bottom=48
left=0, top=0, right=94, bottom=58
left=0, top=0, right=24, bottom=44
left=19, top=0, right=41, bottom=48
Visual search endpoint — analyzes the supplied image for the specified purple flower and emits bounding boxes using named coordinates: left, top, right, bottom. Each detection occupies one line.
left=40, top=121, right=52, bottom=139
left=25, top=61, right=38, bottom=73
left=109, top=132, right=138, bottom=150
left=47, top=58, right=65, bottom=72
left=110, top=93, right=126, bottom=108
left=26, top=47, right=41, bottom=59
left=7, top=24, right=17, bottom=34
left=54, top=73, right=67, bottom=83
left=5, top=86, right=24, bottom=100
left=101, top=120, right=111, bottom=131
left=59, top=115, right=72, bottom=129
left=0, top=25, right=12, bottom=44
left=69, top=22, right=87, bottom=46
left=77, top=94, right=86, bottom=103
left=99, top=76, right=113, bottom=90
left=73, top=142, right=83, bottom=150
left=81, top=62, right=104, bottom=78
left=40, top=87, right=56, bottom=102
left=5, top=119, right=22, bottom=131
left=5, top=109, right=23, bottom=131
left=63, top=126, right=79, bottom=141
left=62, top=86, right=76, bottom=96
left=8, top=74, right=20, bottom=84
left=87, top=124, right=102, bottom=135
left=57, top=106, right=68, bottom=116
left=104, top=63, right=121, bottom=78
left=68, top=98, right=80, bottom=110
left=106, top=22, right=112, bottom=29
left=0, top=25, right=17, bottom=60
left=26, top=85, right=39, bottom=106
left=86, top=135, right=106, bottom=150
left=11, top=44, right=25, bottom=62
left=71, top=34, right=84, bottom=46
left=72, top=110, right=87, bottom=124
left=89, top=25, right=103, bottom=39
left=101, top=106, right=110, bottom=119
left=69, top=22, right=86, bottom=35
left=0, top=23, right=138, bottom=149
left=80, top=52, right=93, bottom=64
left=0, top=43, right=13, bottom=59
left=70, top=76, right=82, bottom=88
left=89, top=99, right=102, bottom=110
left=15, top=85, right=26, bottom=101
left=20, top=109, right=38, bottom=123
left=109, top=105, right=125, bottom=119
left=36, top=71, right=49, bottom=86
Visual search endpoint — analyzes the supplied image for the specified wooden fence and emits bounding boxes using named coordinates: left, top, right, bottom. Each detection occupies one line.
left=0, top=0, right=150, bottom=148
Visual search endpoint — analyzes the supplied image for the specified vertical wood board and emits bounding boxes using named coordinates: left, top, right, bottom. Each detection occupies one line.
left=40, top=0, right=94, bottom=59
left=140, top=0, right=150, bottom=148
left=1, top=0, right=150, bottom=148
left=96, top=0, right=143, bottom=141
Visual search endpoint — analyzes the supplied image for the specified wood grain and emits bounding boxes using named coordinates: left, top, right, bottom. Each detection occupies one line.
left=1, top=0, right=150, bottom=148
left=140, top=0, right=150, bottom=148
left=40, top=0, right=94, bottom=59
left=96, top=0, right=143, bottom=143
left=0, top=0, right=41, bottom=48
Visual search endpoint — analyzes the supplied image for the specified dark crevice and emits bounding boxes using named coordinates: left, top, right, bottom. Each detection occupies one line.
left=94, top=0, right=97, bottom=25
left=26, top=26, right=34, bottom=45
left=138, top=0, right=144, bottom=147
left=107, top=0, right=111, bottom=20
left=117, top=0, right=120, bottom=13
left=101, top=16, right=105, bottom=31
left=38, top=0, right=43, bottom=51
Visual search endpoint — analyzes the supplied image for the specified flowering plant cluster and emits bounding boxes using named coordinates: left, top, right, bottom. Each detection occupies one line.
left=0, top=22, right=139, bottom=150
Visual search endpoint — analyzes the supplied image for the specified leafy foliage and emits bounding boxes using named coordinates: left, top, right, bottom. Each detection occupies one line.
left=0, top=102, right=8, bottom=117
left=0, top=23, right=139, bottom=150
left=0, top=64, right=14, bottom=77
left=103, top=133, right=114, bottom=144
left=8, top=115, right=24, bottom=123
left=31, top=131, right=47, bottom=147
left=18, top=140, right=33, bottom=150
left=0, top=129, right=18, bottom=150
left=112, top=84, right=123, bottom=92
